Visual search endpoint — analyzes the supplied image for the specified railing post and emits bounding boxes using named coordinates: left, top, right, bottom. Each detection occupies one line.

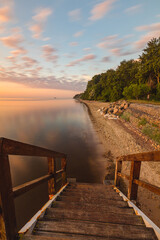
left=0, top=196, right=7, bottom=240
left=128, top=160, right=141, bottom=200
left=47, top=157, right=55, bottom=199
left=115, top=160, right=122, bottom=187
left=61, top=157, right=67, bottom=186
left=0, top=154, right=17, bottom=240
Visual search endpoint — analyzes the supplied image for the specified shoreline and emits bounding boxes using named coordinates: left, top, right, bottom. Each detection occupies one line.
left=80, top=99, right=160, bottom=227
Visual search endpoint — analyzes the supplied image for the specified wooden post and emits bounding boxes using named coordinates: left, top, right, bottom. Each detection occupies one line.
left=61, top=158, right=67, bottom=186
left=47, top=157, right=54, bottom=199
left=128, top=160, right=141, bottom=200
left=0, top=154, right=17, bottom=240
left=53, top=158, right=57, bottom=193
left=114, top=160, right=122, bottom=187
left=0, top=195, right=7, bottom=240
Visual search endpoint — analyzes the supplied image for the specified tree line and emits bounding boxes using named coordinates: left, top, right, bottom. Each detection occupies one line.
left=80, top=37, right=160, bottom=102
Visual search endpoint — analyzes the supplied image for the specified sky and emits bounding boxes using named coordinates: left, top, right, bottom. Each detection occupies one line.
left=0, top=0, right=160, bottom=98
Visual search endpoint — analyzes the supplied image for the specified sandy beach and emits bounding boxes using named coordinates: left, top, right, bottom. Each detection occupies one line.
left=81, top=100, right=160, bottom=227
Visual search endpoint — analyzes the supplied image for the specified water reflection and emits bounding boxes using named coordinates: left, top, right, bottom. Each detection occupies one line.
left=0, top=99, right=105, bottom=229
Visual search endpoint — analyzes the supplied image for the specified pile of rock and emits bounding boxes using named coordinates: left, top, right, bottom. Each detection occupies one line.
left=98, top=100, right=130, bottom=119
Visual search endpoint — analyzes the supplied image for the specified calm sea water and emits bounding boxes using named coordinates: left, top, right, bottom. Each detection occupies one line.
left=0, top=99, right=105, bottom=229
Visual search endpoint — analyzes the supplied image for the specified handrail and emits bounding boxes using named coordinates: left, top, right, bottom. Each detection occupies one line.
left=115, top=150, right=160, bottom=201
left=0, top=137, right=67, bottom=240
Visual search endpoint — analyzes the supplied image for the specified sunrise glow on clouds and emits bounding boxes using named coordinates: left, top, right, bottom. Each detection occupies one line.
left=0, top=0, right=160, bottom=98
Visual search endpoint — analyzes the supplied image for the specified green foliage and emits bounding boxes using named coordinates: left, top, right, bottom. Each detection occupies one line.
left=138, top=118, right=148, bottom=126
left=142, top=124, right=160, bottom=144
left=81, top=37, right=160, bottom=102
left=120, top=112, right=130, bottom=122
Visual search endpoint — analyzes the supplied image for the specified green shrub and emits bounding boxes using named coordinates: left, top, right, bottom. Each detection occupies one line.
left=121, top=112, right=130, bottom=122
left=138, top=118, right=148, bottom=126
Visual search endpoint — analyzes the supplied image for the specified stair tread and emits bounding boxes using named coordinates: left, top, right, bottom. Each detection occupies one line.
left=45, top=207, right=144, bottom=225
left=52, top=201, right=134, bottom=214
left=34, top=219, right=157, bottom=240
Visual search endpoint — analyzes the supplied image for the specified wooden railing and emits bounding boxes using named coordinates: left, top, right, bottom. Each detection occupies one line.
left=0, top=137, right=67, bottom=240
left=115, top=151, right=160, bottom=200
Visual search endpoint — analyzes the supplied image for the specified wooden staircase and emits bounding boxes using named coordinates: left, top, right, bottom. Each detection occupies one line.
left=23, top=183, right=157, bottom=240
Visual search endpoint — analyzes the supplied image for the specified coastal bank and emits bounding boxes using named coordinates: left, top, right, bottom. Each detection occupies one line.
left=80, top=99, right=160, bottom=227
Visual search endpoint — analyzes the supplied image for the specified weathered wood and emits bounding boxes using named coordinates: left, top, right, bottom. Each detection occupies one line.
left=114, top=160, right=122, bottom=186
left=117, top=150, right=160, bottom=162
left=52, top=201, right=134, bottom=215
left=117, top=172, right=130, bottom=180
left=0, top=195, right=7, bottom=240
left=61, top=158, right=67, bottom=186
left=13, top=174, right=54, bottom=198
left=35, top=220, right=156, bottom=240
left=45, top=207, right=144, bottom=226
left=0, top=137, right=66, bottom=158
left=0, top=154, right=17, bottom=240
left=57, top=195, right=127, bottom=207
left=48, top=157, right=54, bottom=199
left=53, top=158, right=57, bottom=193
left=133, top=179, right=160, bottom=196
left=128, top=161, right=141, bottom=200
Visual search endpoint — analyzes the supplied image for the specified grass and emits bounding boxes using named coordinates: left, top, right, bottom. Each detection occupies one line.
left=138, top=117, right=148, bottom=126
left=120, top=112, right=130, bottom=122
left=129, top=99, right=160, bottom=105
left=142, top=124, right=160, bottom=144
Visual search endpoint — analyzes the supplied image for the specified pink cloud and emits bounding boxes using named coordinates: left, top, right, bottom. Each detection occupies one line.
left=42, top=45, right=58, bottom=63
left=67, top=54, right=96, bottom=67
left=29, top=7, right=52, bottom=39
left=68, top=9, right=81, bottom=21
left=22, top=56, right=39, bottom=68
left=89, top=0, right=116, bottom=21
left=11, top=47, right=27, bottom=56
left=0, top=6, right=12, bottom=22
left=125, top=4, right=142, bottom=14
left=74, top=30, right=84, bottom=37
left=70, top=42, right=78, bottom=46
left=0, top=33, right=23, bottom=48
left=135, top=22, right=160, bottom=32
left=134, top=31, right=160, bottom=49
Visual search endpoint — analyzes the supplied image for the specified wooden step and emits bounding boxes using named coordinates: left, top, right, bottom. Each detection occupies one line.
left=34, top=219, right=157, bottom=240
left=52, top=201, right=134, bottom=214
left=45, top=207, right=144, bottom=226
left=23, top=233, right=136, bottom=240
left=67, top=183, right=113, bottom=190
left=56, top=195, right=128, bottom=207
left=61, top=190, right=121, bottom=199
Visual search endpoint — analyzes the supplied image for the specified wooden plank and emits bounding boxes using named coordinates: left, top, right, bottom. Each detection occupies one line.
left=45, top=208, right=144, bottom=225
left=133, top=179, right=160, bottom=196
left=56, top=195, right=127, bottom=207
left=128, top=161, right=141, bottom=200
left=0, top=154, right=17, bottom=240
left=0, top=195, right=7, bottom=240
left=48, top=157, right=54, bottom=199
left=117, top=172, right=130, bottom=180
left=13, top=174, right=54, bottom=198
left=114, top=160, right=122, bottom=186
left=52, top=201, right=134, bottom=215
left=61, top=158, right=67, bottom=186
left=35, top=220, right=157, bottom=240
left=0, top=137, right=66, bottom=158
left=117, top=150, right=160, bottom=162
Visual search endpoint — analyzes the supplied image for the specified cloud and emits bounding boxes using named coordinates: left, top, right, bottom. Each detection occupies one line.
left=42, top=45, right=58, bottom=63
left=89, top=0, right=116, bottom=21
left=0, top=32, right=23, bottom=48
left=134, top=22, right=160, bottom=49
left=156, top=14, right=160, bottom=18
left=11, top=47, right=27, bottom=56
left=97, top=34, right=118, bottom=49
left=125, top=4, right=142, bottom=14
left=0, top=5, right=12, bottom=22
left=135, top=22, right=160, bottom=32
left=22, top=56, right=39, bottom=68
left=67, top=54, right=96, bottom=67
left=68, top=9, right=81, bottom=21
left=29, top=7, right=52, bottom=39
left=110, top=48, right=135, bottom=56
left=70, top=42, right=78, bottom=46
left=101, top=56, right=110, bottom=62
left=73, top=30, right=84, bottom=37
left=83, top=47, right=91, bottom=52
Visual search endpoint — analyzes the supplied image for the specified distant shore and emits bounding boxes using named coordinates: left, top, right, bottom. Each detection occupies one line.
left=80, top=99, right=160, bottom=227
